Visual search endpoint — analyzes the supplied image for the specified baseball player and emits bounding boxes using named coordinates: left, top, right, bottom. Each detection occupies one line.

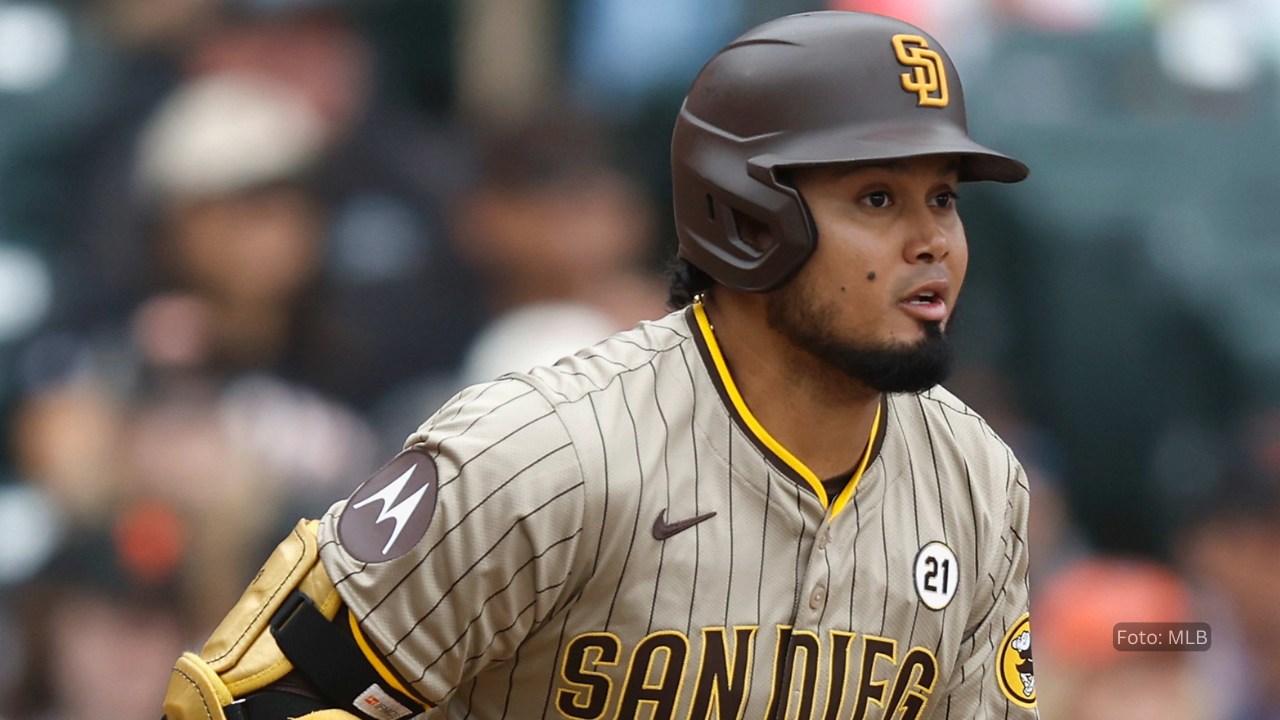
left=163, top=11, right=1037, bottom=720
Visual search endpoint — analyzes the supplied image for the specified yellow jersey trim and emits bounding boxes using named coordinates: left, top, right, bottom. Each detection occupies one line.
left=692, top=301, right=880, bottom=517
left=830, top=403, right=880, bottom=518
left=347, top=610, right=434, bottom=710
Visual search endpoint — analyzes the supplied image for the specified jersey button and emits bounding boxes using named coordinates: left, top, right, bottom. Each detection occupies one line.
left=816, top=529, right=831, bottom=551
left=809, top=584, right=826, bottom=609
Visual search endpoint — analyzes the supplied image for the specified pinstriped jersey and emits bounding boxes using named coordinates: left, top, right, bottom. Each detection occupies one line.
left=317, top=302, right=1037, bottom=719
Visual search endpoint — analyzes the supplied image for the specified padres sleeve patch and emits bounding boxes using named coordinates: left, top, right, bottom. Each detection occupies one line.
left=996, top=613, right=1036, bottom=707
left=338, top=450, right=439, bottom=563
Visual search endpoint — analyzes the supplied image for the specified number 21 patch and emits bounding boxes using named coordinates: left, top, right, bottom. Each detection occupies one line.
left=913, top=541, right=959, bottom=610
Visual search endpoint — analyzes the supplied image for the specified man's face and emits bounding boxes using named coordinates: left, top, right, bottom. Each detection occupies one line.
left=167, top=184, right=322, bottom=305
left=766, top=156, right=968, bottom=393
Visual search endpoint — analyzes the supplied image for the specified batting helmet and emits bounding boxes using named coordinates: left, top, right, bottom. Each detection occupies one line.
left=671, top=11, right=1029, bottom=292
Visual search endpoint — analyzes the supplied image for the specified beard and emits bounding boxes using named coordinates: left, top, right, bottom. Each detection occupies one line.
left=765, top=279, right=954, bottom=394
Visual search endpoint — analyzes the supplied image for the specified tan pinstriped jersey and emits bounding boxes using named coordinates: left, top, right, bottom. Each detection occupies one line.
left=318, top=302, right=1037, bottom=719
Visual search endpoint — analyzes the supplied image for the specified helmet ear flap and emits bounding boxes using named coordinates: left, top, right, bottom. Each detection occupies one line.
left=673, top=121, right=818, bottom=293
left=676, top=178, right=815, bottom=293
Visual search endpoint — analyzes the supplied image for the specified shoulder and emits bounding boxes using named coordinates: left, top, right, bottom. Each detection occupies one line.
left=912, top=384, right=990, bottom=427
left=406, top=376, right=559, bottom=446
left=887, top=386, right=1022, bottom=491
left=896, top=386, right=1009, bottom=451
left=515, top=310, right=694, bottom=405
left=402, top=312, right=693, bottom=456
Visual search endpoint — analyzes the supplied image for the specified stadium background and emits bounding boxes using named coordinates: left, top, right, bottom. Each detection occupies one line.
left=0, top=0, right=1277, bottom=717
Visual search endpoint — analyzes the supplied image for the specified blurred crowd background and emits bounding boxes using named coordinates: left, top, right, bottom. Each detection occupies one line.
left=0, top=0, right=1278, bottom=718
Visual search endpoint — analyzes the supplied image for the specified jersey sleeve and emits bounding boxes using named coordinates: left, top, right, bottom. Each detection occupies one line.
left=933, top=448, right=1039, bottom=718
left=316, top=377, right=587, bottom=707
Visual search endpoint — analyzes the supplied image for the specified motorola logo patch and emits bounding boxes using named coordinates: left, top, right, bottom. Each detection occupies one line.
left=339, top=450, right=438, bottom=563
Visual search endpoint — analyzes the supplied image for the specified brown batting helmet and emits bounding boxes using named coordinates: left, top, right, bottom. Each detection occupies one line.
left=671, top=11, right=1029, bottom=292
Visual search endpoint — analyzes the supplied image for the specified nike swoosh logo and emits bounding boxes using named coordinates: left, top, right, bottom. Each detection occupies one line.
left=652, top=510, right=717, bottom=540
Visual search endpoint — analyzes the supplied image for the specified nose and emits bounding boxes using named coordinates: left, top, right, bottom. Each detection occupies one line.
left=902, top=205, right=949, bottom=263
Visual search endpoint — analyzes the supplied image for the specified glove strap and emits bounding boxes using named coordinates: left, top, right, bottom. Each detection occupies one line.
left=269, top=590, right=422, bottom=720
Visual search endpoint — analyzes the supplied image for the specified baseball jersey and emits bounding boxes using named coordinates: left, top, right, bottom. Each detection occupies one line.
left=318, top=301, right=1037, bottom=719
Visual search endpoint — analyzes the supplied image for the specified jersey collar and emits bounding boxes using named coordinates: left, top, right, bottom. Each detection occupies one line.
left=685, top=300, right=884, bottom=515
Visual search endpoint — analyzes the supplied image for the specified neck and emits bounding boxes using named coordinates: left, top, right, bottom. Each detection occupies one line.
left=700, top=293, right=882, bottom=480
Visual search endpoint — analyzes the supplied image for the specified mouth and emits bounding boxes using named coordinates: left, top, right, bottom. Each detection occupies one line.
left=898, top=280, right=950, bottom=323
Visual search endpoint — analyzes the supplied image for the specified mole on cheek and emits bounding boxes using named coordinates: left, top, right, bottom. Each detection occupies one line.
left=866, top=271, right=877, bottom=281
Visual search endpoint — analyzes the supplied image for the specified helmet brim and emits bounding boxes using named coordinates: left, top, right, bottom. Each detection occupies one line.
left=753, top=120, right=1029, bottom=183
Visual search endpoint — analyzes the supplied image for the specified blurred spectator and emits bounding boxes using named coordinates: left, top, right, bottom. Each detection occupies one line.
left=3, top=523, right=194, bottom=720
left=371, top=114, right=666, bottom=445
left=126, top=59, right=477, bottom=410
left=182, top=3, right=484, bottom=408
left=5, top=72, right=384, bottom=629
left=1034, top=556, right=1212, bottom=720
left=7, top=361, right=377, bottom=628
left=453, top=114, right=666, bottom=328
left=134, top=72, right=335, bottom=387
left=31, top=2, right=481, bottom=416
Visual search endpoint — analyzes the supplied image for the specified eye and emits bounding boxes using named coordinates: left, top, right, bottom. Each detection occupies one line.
left=861, top=190, right=891, bottom=209
left=932, top=191, right=959, bottom=209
